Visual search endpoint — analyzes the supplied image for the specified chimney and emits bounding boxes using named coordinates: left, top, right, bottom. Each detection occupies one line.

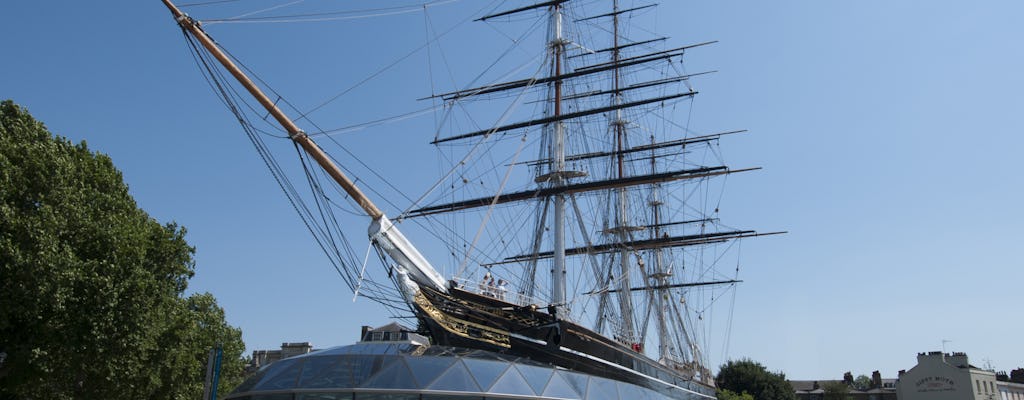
left=872, top=371, right=882, bottom=389
left=1011, top=368, right=1024, bottom=384
left=946, top=352, right=969, bottom=368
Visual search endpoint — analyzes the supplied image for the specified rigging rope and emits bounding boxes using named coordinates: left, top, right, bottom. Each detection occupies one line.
left=456, top=133, right=530, bottom=277
left=224, top=0, right=304, bottom=22
left=203, top=0, right=460, bottom=25
left=180, top=28, right=413, bottom=309
left=180, top=0, right=240, bottom=8
left=398, top=55, right=549, bottom=220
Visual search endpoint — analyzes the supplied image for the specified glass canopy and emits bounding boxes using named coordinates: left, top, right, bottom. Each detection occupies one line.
left=227, top=342, right=708, bottom=400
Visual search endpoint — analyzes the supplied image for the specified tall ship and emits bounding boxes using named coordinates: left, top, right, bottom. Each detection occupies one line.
left=162, top=1, right=779, bottom=399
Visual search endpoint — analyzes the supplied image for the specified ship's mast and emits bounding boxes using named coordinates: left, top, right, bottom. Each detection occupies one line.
left=650, top=138, right=673, bottom=362
left=159, top=0, right=381, bottom=220
left=610, top=0, right=638, bottom=347
left=549, top=3, right=568, bottom=313
left=161, top=0, right=450, bottom=294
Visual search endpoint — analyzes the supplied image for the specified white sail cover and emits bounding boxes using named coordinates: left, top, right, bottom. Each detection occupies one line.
left=368, top=215, right=447, bottom=293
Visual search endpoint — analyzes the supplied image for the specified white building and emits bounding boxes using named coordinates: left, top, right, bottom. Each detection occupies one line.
left=998, top=378, right=1024, bottom=400
left=896, top=351, right=1022, bottom=400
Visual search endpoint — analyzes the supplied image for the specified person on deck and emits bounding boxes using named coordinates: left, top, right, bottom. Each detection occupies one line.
left=496, top=279, right=508, bottom=301
left=479, top=272, right=491, bottom=295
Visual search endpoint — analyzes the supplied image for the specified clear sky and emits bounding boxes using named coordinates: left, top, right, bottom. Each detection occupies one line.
left=3, top=0, right=1023, bottom=381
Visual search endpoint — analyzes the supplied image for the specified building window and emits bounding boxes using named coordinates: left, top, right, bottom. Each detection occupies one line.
left=977, top=380, right=982, bottom=393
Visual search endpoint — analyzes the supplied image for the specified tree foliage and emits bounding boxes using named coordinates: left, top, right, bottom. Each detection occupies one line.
left=853, top=374, right=872, bottom=390
left=0, top=100, right=245, bottom=399
left=717, top=388, right=755, bottom=400
left=823, top=380, right=850, bottom=400
left=716, top=358, right=796, bottom=400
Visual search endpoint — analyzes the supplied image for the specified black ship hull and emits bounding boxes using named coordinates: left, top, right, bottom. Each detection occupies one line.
left=411, top=285, right=716, bottom=399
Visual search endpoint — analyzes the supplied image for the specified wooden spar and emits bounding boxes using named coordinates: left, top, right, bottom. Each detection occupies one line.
left=432, top=91, right=696, bottom=144
left=161, top=0, right=383, bottom=220
left=576, top=40, right=717, bottom=72
left=585, top=279, right=743, bottom=295
left=423, top=43, right=700, bottom=101
left=574, top=4, right=658, bottom=22
left=521, top=129, right=746, bottom=167
left=477, top=0, right=570, bottom=21
left=560, top=71, right=714, bottom=101
left=494, top=230, right=786, bottom=264
left=406, top=166, right=758, bottom=218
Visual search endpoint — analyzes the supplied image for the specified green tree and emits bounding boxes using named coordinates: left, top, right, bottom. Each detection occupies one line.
left=716, top=358, right=796, bottom=400
left=717, top=388, right=755, bottom=400
left=823, top=380, right=850, bottom=400
left=853, top=374, right=872, bottom=390
left=0, top=100, right=245, bottom=399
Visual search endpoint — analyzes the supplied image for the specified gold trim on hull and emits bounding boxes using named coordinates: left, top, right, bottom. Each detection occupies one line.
left=413, top=291, right=511, bottom=348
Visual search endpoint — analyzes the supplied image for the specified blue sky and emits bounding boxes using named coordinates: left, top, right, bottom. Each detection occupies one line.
left=4, top=0, right=1023, bottom=381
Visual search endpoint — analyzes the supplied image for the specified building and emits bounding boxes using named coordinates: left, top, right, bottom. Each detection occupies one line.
left=359, top=321, right=429, bottom=345
left=896, top=351, right=1024, bottom=400
left=1002, top=369, right=1024, bottom=400
left=791, top=370, right=897, bottom=400
left=249, top=341, right=317, bottom=371
left=999, top=377, right=1024, bottom=400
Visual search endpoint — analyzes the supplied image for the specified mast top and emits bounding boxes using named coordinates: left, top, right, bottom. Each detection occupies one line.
left=477, top=0, right=570, bottom=21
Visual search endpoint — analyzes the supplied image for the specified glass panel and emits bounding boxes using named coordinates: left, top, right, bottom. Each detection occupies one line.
left=316, top=346, right=353, bottom=356
left=394, top=344, right=418, bottom=354
left=254, top=358, right=305, bottom=390
left=420, top=347, right=445, bottom=357
left=373, top=355, right=402, bottom=377
left=642, top=386, right=662, bottom=400
left=464, top=351, right=512, bottom=364
left=423, top=345, right=456, bottom=358
left=251, top=394, right=295, bottom=400
left=422, top=395, right=483, bottom=400
left=542, top=370, right=581, bottom=399
left=233, top=369, right=269, bottom=394
left=352, top=344, right=392, bottom=355
left=587, top=377, right=619, bottom=400
left=297, top=393, right=353, bottom=400
left=449, top=347, right=475, bottom=357
left=463, top=359, right=510, bottom=390
left=514, top=364, right=553, bottom=395
left=463, top=349, right=515, bottom=362
left=427, top=360, right=482, bottom=393
left=360, top=358, right=419, bottom=389
left=647, top=392, right=667, bottom=400
left=354, top=394, right=419, bottom=400
left=487, top=364, right=535, bottom=396
left=337, top=356, right=379, bottom=388
left=298, top=355, right=379, bottom=389
left=407, top=356, right=456, bottom=387
left=348, top=344, right=370, bottom=355
left=560, top=371, right=590, bottom=398
left=297, top=356, right=343, bottom=388
left=616, top=381, right=647, bottom=400
left=489, top=353, right=520, bottom=363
